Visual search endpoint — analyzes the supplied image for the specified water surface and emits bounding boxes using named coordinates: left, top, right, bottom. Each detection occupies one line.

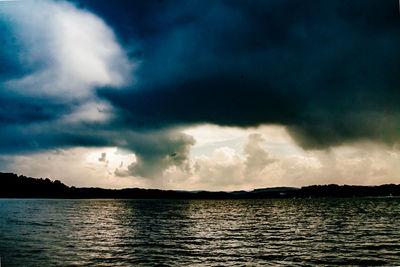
left=0, top=198, right=399, bottom=266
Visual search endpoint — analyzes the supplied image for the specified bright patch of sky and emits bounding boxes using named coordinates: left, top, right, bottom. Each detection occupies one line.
left=2, top=124, right=399, bottom=190
left=184, top=124, right=303, bottom=158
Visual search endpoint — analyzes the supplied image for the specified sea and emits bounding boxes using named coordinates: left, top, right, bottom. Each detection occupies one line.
left=0, top=198, right=399, bottom=266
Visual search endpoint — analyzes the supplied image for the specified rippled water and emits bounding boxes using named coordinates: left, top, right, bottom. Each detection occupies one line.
left=0, top=198, right=400, bottom=266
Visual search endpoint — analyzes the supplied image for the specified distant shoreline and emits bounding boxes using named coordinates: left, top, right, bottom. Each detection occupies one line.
left=1, top=172, right=399, bottom=199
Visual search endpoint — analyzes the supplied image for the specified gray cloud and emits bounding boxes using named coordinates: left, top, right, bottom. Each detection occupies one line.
left=2, top=0, right=400, bottom=182
left=98, top=152, right=107, bottom=162
left=0, top=0, right=194, bottom=179
left=114, top=130, right=195, bottom=178
left=244, top=133, right=277, bottom=177
left=92, top=0, right=400, bottom=149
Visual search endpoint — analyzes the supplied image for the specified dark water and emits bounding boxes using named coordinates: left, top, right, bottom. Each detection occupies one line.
left=0, top=199, right=400, bottom=266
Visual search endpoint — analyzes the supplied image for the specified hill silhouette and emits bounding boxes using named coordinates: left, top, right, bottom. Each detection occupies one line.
left=0, top=172, right=399, bottom=199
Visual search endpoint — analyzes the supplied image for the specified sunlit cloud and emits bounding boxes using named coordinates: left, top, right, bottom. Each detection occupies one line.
left=2, top=125, right=399, bottom=190
left=2, top=0, right=132, bottom=100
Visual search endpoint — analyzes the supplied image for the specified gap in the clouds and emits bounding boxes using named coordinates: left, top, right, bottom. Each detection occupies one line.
left=183, top=124, right=303, bottom=158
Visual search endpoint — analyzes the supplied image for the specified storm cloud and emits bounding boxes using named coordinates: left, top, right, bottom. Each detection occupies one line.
left=91, top=0, right=400, bottom=148
left=1, top=0, right=400, bottom=181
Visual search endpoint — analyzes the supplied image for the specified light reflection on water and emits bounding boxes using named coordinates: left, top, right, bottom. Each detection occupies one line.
left=0, top=198, right=400, bottom=266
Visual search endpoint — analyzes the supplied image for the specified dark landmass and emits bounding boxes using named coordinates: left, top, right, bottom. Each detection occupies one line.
left=0, top=172, right=399, bottom=199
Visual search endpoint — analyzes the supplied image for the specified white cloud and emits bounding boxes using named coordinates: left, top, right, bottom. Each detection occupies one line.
left=1, top=125, right=400, bottom=190
left=183, top=124, right=302, bottom=158
left=243, top=133, right=277, bottom=177
left=0, top=0, right=134, bottom=129
left=3, top=0, right=132, bottom=100
left=0, top=147, right=141, bottom=188
left=166, top=127, right=400, bottom=190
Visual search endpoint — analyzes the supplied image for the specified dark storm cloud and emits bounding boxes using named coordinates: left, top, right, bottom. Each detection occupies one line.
left=84, top=0, right=400, bottom=148
left=1, top=0, right=400, bottom=169
left=0, top=96, right=67, bottom=124
left=114, top=130, right=195, bottom=178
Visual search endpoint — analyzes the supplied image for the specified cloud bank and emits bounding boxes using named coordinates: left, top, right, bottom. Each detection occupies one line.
left=90, top=0, right=400, bottom=148
left=3, top=132, right=399, bottom=190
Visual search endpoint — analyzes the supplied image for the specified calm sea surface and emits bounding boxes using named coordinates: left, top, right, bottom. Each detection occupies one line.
left=0, top=198, right=399, bottom=266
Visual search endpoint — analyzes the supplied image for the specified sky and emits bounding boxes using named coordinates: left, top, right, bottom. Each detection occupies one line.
left=1, top=0, right=400, bottom=190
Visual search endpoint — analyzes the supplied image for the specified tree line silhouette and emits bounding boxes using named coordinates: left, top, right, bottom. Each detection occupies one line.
left=1, top=172, right=399, bottom=199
